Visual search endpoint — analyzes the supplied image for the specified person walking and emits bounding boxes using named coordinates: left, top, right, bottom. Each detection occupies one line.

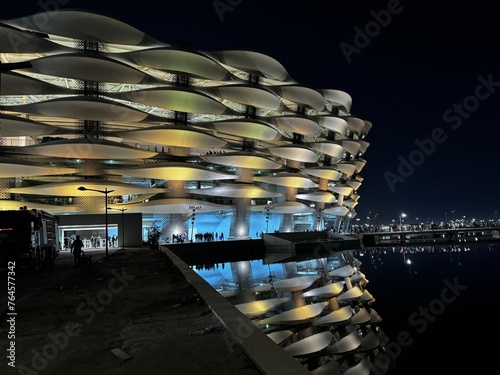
left=71, top=235, right=84, bottom=266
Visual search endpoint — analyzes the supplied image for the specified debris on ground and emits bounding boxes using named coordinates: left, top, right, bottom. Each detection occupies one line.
left=188, top=325, right=222, bottom=335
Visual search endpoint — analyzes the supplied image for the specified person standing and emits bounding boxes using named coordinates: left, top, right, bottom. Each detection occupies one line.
left=71, top=235, right=84, bottom=266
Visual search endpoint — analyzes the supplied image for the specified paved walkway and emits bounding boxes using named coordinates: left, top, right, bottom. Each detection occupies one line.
left=0, top=247, right=260, bottom=375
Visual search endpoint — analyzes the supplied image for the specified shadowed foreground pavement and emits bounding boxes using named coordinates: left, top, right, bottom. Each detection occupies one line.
left=0, top=247, right=260, bottom=375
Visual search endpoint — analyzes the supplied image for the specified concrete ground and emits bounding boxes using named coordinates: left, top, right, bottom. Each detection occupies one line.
left=0, top=247, right=260, bottom=375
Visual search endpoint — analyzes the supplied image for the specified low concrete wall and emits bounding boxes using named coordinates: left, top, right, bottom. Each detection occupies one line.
left=159, top=246, right=310, bottom=375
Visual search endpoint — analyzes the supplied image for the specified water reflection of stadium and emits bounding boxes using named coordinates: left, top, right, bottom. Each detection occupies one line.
left=194, top=251, right=392, bottom=374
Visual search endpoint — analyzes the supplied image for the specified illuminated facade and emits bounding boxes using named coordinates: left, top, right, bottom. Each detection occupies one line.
left=0, top=10, right=372, bottom=241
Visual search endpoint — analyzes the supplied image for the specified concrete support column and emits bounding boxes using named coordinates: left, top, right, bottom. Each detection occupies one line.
left=279, top=214, right=293, bottom=233
left=291, top=290, right=306, bottom=308
left=164, top=175, right=190, bottom=241
left=230, top=198, right=250, bottom=238
left=329, top=296, right=340, bottom=311
left=342, top=213, right=352, bottom=233
left=236, top=167, right=254, bottom=183
left=315, top=203, right=325, bottom=231
left=283, top=261, right=298, bottom=278
left=292, top=290, right=313, bottom=339
left=318, top=178, right=328, bottom=191
left=231, top=261, right=255, bottom=303
left=285, top=187, right=297, bottom=201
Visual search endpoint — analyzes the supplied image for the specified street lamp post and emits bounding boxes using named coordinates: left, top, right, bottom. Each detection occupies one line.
left=78, top=186, right=115, bottom=260
left=107, top=207, right=127, bottom=250
left=188, top=205, right=201, bottom=242
left=399, top=212, right=407, bottom=229
left=264, top=205, right=274, bottom=233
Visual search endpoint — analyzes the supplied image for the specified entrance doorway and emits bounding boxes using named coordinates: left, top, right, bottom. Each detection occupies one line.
left=60, top=224, right=119, bottom=251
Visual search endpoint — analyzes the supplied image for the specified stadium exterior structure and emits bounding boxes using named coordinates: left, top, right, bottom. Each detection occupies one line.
left=0, top=10, right=372, bottom=243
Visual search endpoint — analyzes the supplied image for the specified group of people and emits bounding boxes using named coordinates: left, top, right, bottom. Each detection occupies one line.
left=172, top=232, right=225, bottom=243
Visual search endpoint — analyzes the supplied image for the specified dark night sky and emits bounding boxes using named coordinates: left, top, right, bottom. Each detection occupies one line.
left=3, top=1, right=500, bottom=224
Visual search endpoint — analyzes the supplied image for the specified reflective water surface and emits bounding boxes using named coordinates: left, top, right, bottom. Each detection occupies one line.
left=192, top=243, right=500, bottom=374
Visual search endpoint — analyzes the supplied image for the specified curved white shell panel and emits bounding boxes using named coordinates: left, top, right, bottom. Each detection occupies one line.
left=1, top=72, right=76, bottom=96
left=321, top=89, right=352, bottom=112
left=314, top=306, right=353, bottom=326
left=210, top=119, right=280, bottom=141
left=310, top=142, right=344, bottom=159
left=254, top=173, right=317, bottom=188
left=248, top=201, right=314, bottom=214
left=26, top=54, right=156, bottom=84
left=359, top=331, right=380, bottom=352
left=235, top=297, right=290, bottom=318
left=350, top=308, right=372, bottom=326
left=0, top=114, right=60, bottom=137
left=202, top=85, right=282, bottom=110
left=116, top=88, right=232, bottom=115
left=9, top=180, right=165, bottom=197
left=347, top=179, right=362, bottom=191
left=344, top=358, right=370, bottom=375
left=304, top=167, right=342, bottom=181
left=10, top=139, right=158, bottom=160
left=341, top=140, right=361, bottom=156
left=273, top=85, right=325, bottom=111
left=201, top=153, right=283, bottom=170
left=333, top=162, right=357, bottom=176
left=117, top=125, right=227, bottom=148
left=343, top=199, right=359, bottom=208
left=357, top=141, right=370, bottom=155
left=345, top=117, right=365, bottom=135
left=205, top=50, right=291, bottom=81
left=329, top=184, right=353, bottom=196
left=352, top=158, right=367, bottom=173
left=316, top=116, right=348, bottom=135
left=4, top=10, right=165, bottom=46
left=368, top=309, right=382, bottom=324
left=303, top=281, right=345, bottom=298
left=271, top=116, right=322, bottom=136
left=296, top=191, right=337, bottom=203
left=1, top=97, right=162, bottom=123
left=284, top=331, right=332, bottom=357
left=269, top=145, right=318, bottom=163
left=115, top=48, right=231, bottom=80
left=311, top=361, right=341, bottom=375
left=267, top=330, right=294, bottom=345
left=329, top=331, right=361, bottom=355
left=362, top=120, right=373, bottom=136
left=337, top=286, right=363, bottom=302
left=324, top=206, right=349, bottom=216
left=259, top=302, right=328, bottom=325
left=329, top=265, right=355, bottom=278
left=0, top=24, right=72, bottom=53
left=114, top=162, right=235, bottom=181
left=110, top=198, right=230, bottom=214
left=0, top=199, right=77, bottom=214
left=189, top=183, right=284, bottom=199
left=0, top=158, right=76, bottom=178
left=272, top=275, right=320, bottom=292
